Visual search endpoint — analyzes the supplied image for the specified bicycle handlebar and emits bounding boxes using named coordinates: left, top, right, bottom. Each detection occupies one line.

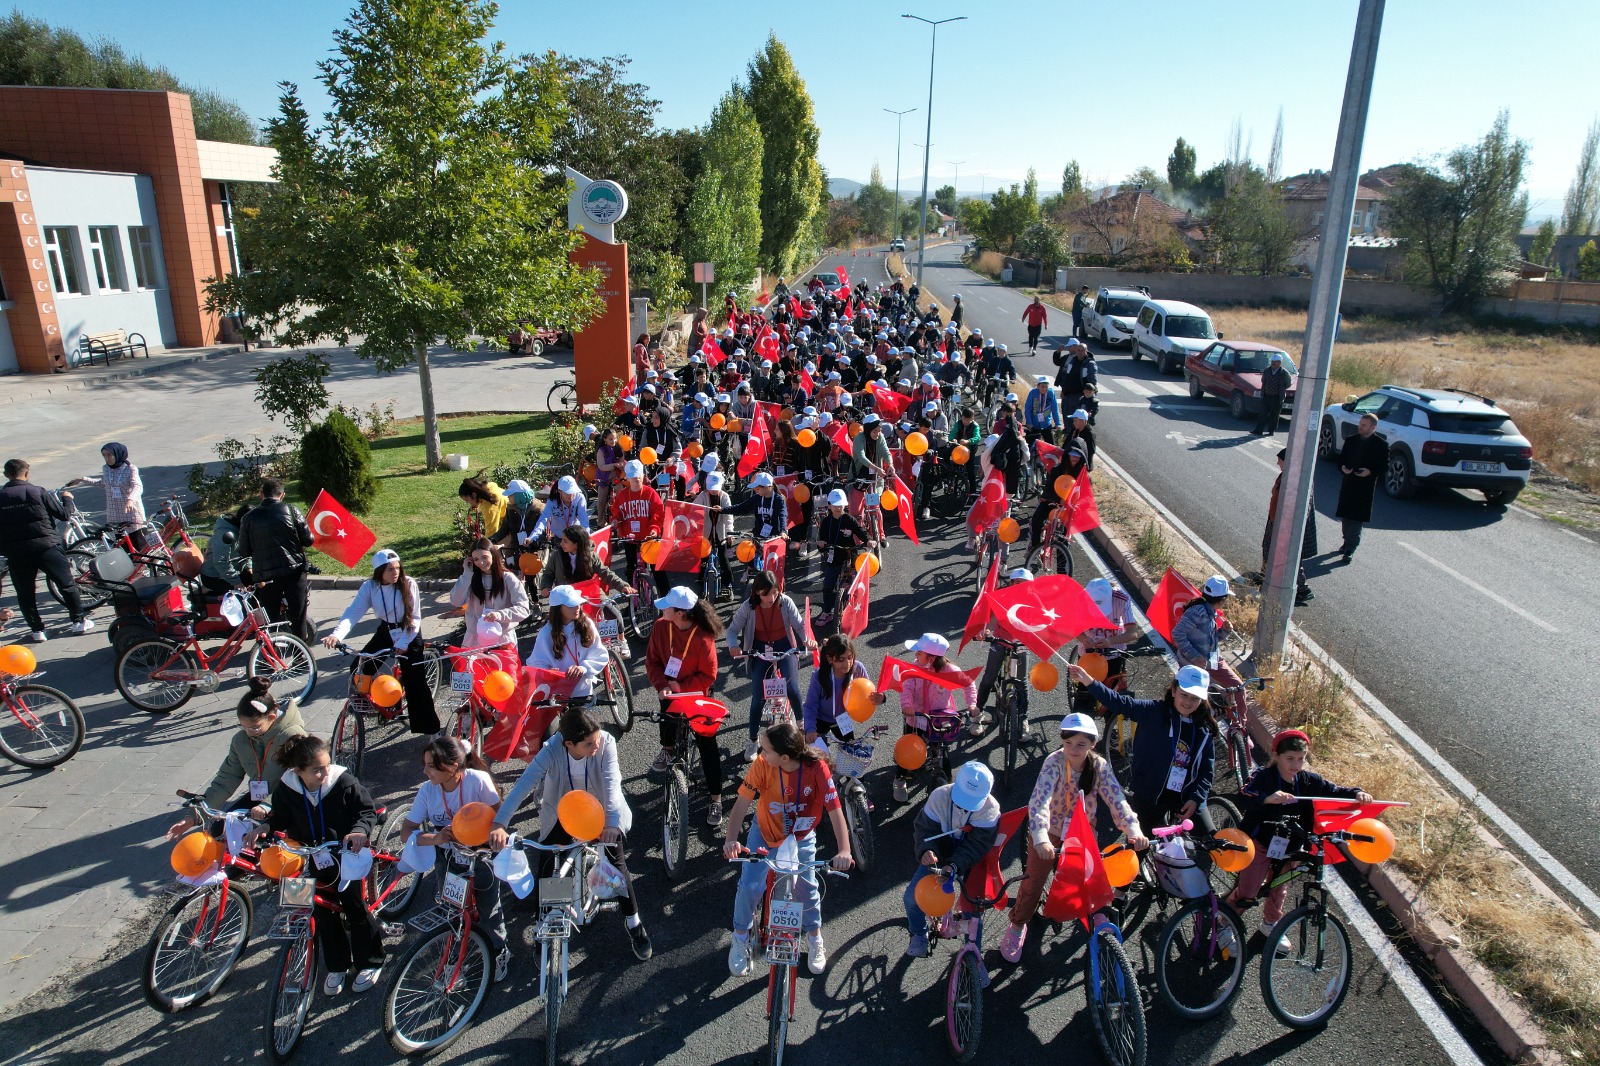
left=176, top=789, right=257, bottom=823
left=728, top=845, right=849, bottom=878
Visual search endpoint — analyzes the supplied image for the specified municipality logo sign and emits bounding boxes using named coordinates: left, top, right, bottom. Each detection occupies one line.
left=580, top=180, right=628, bottom=226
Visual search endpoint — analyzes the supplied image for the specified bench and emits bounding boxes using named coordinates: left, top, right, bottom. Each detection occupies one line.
left=78, top=329, right=149, bottom=368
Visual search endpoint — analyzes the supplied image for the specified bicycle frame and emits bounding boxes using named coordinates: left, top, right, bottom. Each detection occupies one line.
left=150, top=589, right=291, bottom=684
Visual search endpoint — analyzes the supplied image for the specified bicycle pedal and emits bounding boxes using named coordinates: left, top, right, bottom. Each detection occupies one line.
left=381, top=922, right=405, bottom=938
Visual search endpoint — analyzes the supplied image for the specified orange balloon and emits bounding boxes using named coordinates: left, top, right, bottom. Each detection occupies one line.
left=483, top=669, right=516, bottom=704
left=844, top=678, right=877, bottom=722
left=639, top=446, right=659, bottom=465
left=894, top=734, right=928, bottom=771
left=904, top=432, right=929, bottom=456
left=793, top=483, right=811, bottom=504
left=1076, top=652, right=1108, bottom=683
left=451, top=802, right=496, bottom=847
left=728, top=418, right=744, bottom=434
left=685, top=440, right=704, bottom=458
left=640, top=539, right=661, bottom=566
left=618, top=434, right=634, bottom=452
left=353, top=673, right=374, bottom=696
left=797, top=429, right=817, bottom=448
left=879, top=490, right=899, bottom=512
left=854, top=552, right=880, bottom=576
left=557, top=790, right=606, bottom=841
left=736, top=540, right=757, bottom=563
left=170, top=833, right=223, bottom=877
left=519, top=552, right=543, bottom=576
left=1030, top=661, right=1059, bottom=692
left=950, top=444, right=971, bottom=466
left=699, top=537, right=713, bottom=558
left=582, top=463, right=598, bottom=482
left=997, top=517, right=1021, bottom=544
left=849, top=422, right=863, bottom=437
left=0, top=645, right=38, bottom=675
left=914, top=872, right=957, bottom=916
left=370, top=674, right=403, bottom=708
left=258, top=844, right=304, bottom=881
left=710, top=413, right=727, bottom=430
left=1212, top=828, right=1256, bottom=873
left=1346, top=818, right=1396, bottom=864
left=1054, top=475, right=1074, bottom=499
left=1102, top=844, right=1140, bottom=888
left=780, top=407, right=795, bottom=422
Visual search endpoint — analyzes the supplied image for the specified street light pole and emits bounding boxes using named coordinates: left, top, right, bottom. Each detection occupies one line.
left=948, top=158, right=965, bottom=225
left=903, top=13, right=966, bottom=290
left=1255, top=0, right=1386, bottom=666
left=884, top=106, right=917, bottom=241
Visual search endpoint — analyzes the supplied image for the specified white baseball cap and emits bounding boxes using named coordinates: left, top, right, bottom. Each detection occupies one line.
left=556, top=475, right=580, bottom=496
left=904, top=632, right=950, bottom=656
left=1071, top=408, right=1090, bottom=422
left=1005, top=567, right=1033, bottom=582
left=1085, top=577, right=1115, bottom=619
left=654, top=586, right=699, bottom=612
left=1175, top=665, right=1211, bottom=698
left=1059, top=712, right=1100, bottom=740
left=582, top=424, right=597, bottom=440
left=826, top=489, right=849, bottom=507
left=949, top=761, right=995, bottom=812
left=701, top=454, right=720, bottom=472
left=504, top=479, right=532, bottom=496
left=1035, top=375, right=1049, bottom=384
left=548, top=584, right=586, bottom=609
left=623, top=460, right=645, bottom=479
left=921, top=373, right=937, bottom=385
left=923, top=402, right=940, bottom=414
left=705, top=472, right=725, bottom=492
left=982, top=434, right=1000, bottom=449
left=1202, top=575, right=1232, bottom=598
left=750, top=472, right=775, bottom=488
left=492, top=844, right=535, bottom=899
left=371, top=548, right=400, bottom=569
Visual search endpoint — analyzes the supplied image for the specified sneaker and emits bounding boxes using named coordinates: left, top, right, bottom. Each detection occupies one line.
left=323, top=972, right=346, bottom=996
left=627, top=921, right=654, bottom=961
left=493, top=948, right=511, bottom=983
left=805, top=930, right=827, bottom=974
left=968, top=713, right=988, bottom=737
left=29, top=630, right=47, bottom=644
left=706, top=800, right=724, bottom=828
left=744, top=740, right=759, bottom=761
left=69, top=617, right=95, bottom=635
left=892, top=779, right=909, bottom=803
left=1216, top=923, right=1239, bottom=958
left=649, top=749, right=673, bottom=773
left=905, top=933, right=930, bottom=958
left=815, top=612, right=833, bottom=627
left=352, top=963, right=382, bottom=993
left=1000, top=923, right=1026, bottom=963
left=729, top=933, right=754, bottom=977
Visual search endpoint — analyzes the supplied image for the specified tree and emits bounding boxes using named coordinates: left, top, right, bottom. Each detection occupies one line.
left=1023, top=167, right=1039, bottom=204
left=1167, top=138, right=1197, bottom=192
left=681, top=90, right=763, bottom=296
left=978, top=183, right=1040, bottom=252
left=1189, top=161, right=1234, bottom=206
left=0, top=10, right=256, bottom=142
left=1205, top=170, right=1301, bottom=275
left=1125, top=166, right=1171, bottom=200
left=745, top=35, right=826, bottom=276
left=1388, top=111, right=1529, bottom=314
left=959, top=198, right=991, bottom=243
left=207, top=0, right=600, bottom=469
left=1530, top=219, right=1557, bottom=267
left=1062, top=160, right=1083, bottom=198
left=1266, top=109, right=1285, bottom=183
left=1015, top=221, right=1070, bottom=269
left=855, top=163, right=898, bottom=240
left=1561, top=118, right=1600, bottom=235
left=300, top=411, right=378, bottom=514
left=933, top=184, right=957, bottom=216
left=1578, top=240, right=1600, bottom=281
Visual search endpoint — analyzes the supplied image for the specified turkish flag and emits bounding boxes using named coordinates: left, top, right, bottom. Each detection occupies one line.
left=570, top=576, right=606, bottom=621
left=822, top=421, right=853, bottom=455
left=839, top=558, right=871, bottom=639
left=834, top=265, right=849, bottom=285
left=757, top=333, right=780, bottom=360
left=803, top=597, right=820, bottom=669
left=761, top=536, right=787, bottom=592
left=773, top=475, right=804, bottom=531
left=307, top=490, right=377, bottom=569
left=1036, top=438, right=1063, bottom=473
left=1062, top=469, right=1102, bottom=537
left=700, top=333, right=726, bottom=368
left=757, top=291, right=770, bottom=306
left=590, top=525, right=613, bottom=568
left=1148, top=568, right=1200, bottom=643
left=889, top=472, right=919, bottom=545
left=965, top=807, right=1029, bottom=910
left=868, top=383, right=911, bottom=422
left=987, top=576, right=1116, bottom=660
left=800, top=366, right=816, bottom=393
left=876, top=655, right=981, bottom=693
left=738, top=404, right=770, bottom=477
left=789, top=296, right=803, bottom=319
left=658, top=499, right=705, bottom=573
left=834, top=284, right=851, bottom=303
left=966, top=468, right=1009, bottom=537
left=1041, top=793, right=1115, bottom=928
left=959, top=552, right=1002, bottom=652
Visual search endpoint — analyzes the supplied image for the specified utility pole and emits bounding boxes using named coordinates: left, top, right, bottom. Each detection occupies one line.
left=903, top=13, right=966, bottom=290
left=948, top=159, right=965, bottom=226
left=884, top=106, right=917, bottom=240
left=1256, top=0, right=1386, bottom=665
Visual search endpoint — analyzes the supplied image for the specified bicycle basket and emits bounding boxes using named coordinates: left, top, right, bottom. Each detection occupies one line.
left=1152, top=836, right=1210, bottom=899
left=833, top=737, right=877, bottom=779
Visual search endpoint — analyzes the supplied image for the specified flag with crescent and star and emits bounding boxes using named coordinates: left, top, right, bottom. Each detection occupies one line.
left=985, top=575, right=1116, bottom=660
left=803, top=597, right=820, bottom=669
left=889, top=472, right=919, bottom=545
left=1147, top=568, right=1200, bottom=643
left=866, top=382, right=911, bottom=422
left=1062, top=469, right=1101, bottom=537
left=966, top=468, right=1010, bottom=537
left=834, top=265, right=849, bottom=286
left=657, top=500, right=706, bottom=573
left=839, top=556, right=871, bottom=639
left=876, top=655, right=981, bottom=693
left=738, top=407, right=770, bottom=477
left=307, top=490, right=376, bottom=569
left=959, top=552, right=1002, bottom=652
left=590, top=525, right=613, bottom=568
left=760, top=536, right=787, bottom=593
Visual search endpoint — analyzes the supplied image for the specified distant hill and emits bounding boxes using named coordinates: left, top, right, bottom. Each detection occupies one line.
left=828, top=177, right=863, bottom=199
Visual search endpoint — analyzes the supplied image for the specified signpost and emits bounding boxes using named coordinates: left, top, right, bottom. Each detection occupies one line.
left=566, top=167, right=632, bottom=404
left=693, top=261, right=714, bottom=313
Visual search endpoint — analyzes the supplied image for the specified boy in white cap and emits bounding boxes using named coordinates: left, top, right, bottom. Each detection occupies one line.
left=812, top=488, right=873, bottom=627
left=903, top=761, right=1001, bottom=957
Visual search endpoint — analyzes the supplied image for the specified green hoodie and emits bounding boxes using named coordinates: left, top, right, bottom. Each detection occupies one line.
left=201, top=699, right=308, bottom=809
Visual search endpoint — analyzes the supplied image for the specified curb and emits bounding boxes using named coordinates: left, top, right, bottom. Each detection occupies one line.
left=1082, top=500, right=1557, bottom=1065
left=2, top=345, right=245, bottom=404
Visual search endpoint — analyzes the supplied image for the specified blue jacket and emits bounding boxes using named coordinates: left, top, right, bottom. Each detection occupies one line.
left=1083, top=681, right=1214, bottom=809
left=802, top=661, right=868, bottom=733
left=1023, top=387, right=1060, bottom=429
left=1172, top=600, right=1221, bottom=666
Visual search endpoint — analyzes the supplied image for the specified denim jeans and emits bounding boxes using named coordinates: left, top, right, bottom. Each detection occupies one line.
left=745, top=639, right=802, bottom=741
left=904, top=864, right=941, bottom=937
left=732, top=821, right=820, bottom=935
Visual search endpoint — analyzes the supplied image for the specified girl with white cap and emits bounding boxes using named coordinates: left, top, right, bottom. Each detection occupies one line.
left=527, top=584, right=610, bottom=703
left=811, top=489, right=873, bottom=627
left=872, top=633, right=978, bottom=804
left=322, top=548, right=438, bottom=733
left=528, top=475, right=589, bottom=545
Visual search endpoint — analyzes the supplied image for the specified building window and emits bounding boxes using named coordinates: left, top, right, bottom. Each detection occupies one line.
left=128, top=226, right=163, bottom=289
left=44, top=227, right=88, bottom=296
left=88, top=226, right=128, bottom=292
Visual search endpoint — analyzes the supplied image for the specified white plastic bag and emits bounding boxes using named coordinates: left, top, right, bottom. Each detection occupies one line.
left=587, top=854, right=628, bottom=901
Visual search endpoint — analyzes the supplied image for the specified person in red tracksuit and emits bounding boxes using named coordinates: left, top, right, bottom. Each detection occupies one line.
left=1021, top=297, right=1049, bottom=354
left=611, top=459, right=665, bottom=595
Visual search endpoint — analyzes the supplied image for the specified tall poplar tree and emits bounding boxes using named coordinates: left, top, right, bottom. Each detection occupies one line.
left=745, top=35, right=825, bottom=276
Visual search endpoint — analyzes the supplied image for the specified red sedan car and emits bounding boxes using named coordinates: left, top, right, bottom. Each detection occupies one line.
left=1184, top=341, right=1298, bottom=421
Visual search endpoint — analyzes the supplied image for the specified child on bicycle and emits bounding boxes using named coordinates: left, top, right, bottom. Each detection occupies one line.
left=491, top=707, right=652, bottom=962
left=397, top=736, right=510, bottom=981
left=1000, top=712, right=1147, bottom=963
left=693, top=472, right=734, bottom=599
left=973, top=567, right=1036, bottom=730
left=254, top=734, right=386, bottom=996
left=526, top=583, right=610, bottom=708
left=721, top=722, right=854, bottom=978
left=322, top=548, right=438, bottom=734
left=903, top=761, right=1000, bottom=958
left=166, top=677, right=306, bottom=839
left=727, top=570, right=812, bottom=760
left=802, top=633, right=870, bottom=745
left=812, top=489, right=872, bottom=627
left=872, top=633, right=979, bottom=804
left=1225, top=729, right=1371, bottom=936
left=1069, top=577, right=1137, bottom=717
left=646, top=587, right=728, bottom=826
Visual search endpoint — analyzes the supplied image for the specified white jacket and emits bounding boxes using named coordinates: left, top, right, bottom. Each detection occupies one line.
left=330, top=577, right=422, bottom=649
left=448, top=570, right=530, bottom=647
left=525, top=620, right=609, bottom=697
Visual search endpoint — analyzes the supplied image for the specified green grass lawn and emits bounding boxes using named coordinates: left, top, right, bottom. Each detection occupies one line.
left=310, top=413, right=553, bottom=579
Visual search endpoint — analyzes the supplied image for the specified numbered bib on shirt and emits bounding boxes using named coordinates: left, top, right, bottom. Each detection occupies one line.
left=1165, top=763, right=1189, bottom=793
left=664, top=656, right=683, bottom=679
left=312, top=848, right=335, bottom=871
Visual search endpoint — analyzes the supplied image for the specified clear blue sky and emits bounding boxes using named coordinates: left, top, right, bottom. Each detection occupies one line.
left=18, top=0, right=1597, bottom=220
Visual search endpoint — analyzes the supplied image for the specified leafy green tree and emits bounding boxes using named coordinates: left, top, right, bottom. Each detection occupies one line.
left=959, top=198, right=991, bottom=243
left=933, top=184, right=957, bottom=215
left=1062, top=161, right=1083, bottom=198
left=745, top=35, right=825, bottom=276
left=0, top=10, right=256, bottom=142
left=824, top=198, right=862, bottom=247
left=1023, top=168, right=1039, bottom=204
left=1578, top=240, right=1600, bottom=281
left=978, top=183, right=1040, bottom=252
left=1125, top=166, right=1171, bottom=200
left=1561, top=119, right=1600, bottom=236
left=254, top=353, right=331, bottom=434
left=207, top=0, right=600, bottom=468
left=1167, top=137, right=1197, bottom=192
left=1015, top=221, right=1070, bottom=269
left=1389, top=110, right=1529, bottom=313
left=1530, top=219, right=1557, bottom=267
left=300, top=411, right=379, bottom=513
left=682, top=90, right=763, bottom=294
left=1205, top=170, right=1301, bottom=275
left=855, top=163, right=898, bottom=239
left=1189, top=162, right=1235, bottom=206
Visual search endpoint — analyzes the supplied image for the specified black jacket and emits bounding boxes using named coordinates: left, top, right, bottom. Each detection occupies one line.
left=1236, top=766, right=1363, bottom=839
left=236, top=497, right=313, bottom=581
left=0, top=480, right=69, bottom=556
left=1335, top=433, right=1388, bottom=523
left=265, top=765, right=379, bottom=848
left=1054, top=352, right=1097, bottom=396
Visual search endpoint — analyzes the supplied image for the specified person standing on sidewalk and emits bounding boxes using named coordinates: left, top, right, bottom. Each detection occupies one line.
left=1335, top=415, right=1387, bottom=562
left=0, top=458, right=94, bottom=642
left=1252, top=353, right=1292, bottom=437
left=94, top=442, right=146, bottom=525
left=236, top=478, right=315, bottom=643
left=1021, top=297, right=1049, bottom=354
left=1071, top=286, right=1091, bottom=339
left=949, top=294, right=964, bottom=331
left=1264, top=449, right=1315, bottom=604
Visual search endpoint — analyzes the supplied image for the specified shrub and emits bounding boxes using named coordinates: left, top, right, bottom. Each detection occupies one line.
left=186, top=434, right=298, bottom=518
left=300, top=411, right=379, bottom=513
left=253, top=353, right=331, bottom=434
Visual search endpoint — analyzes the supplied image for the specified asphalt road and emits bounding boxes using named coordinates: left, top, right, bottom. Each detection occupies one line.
left=1, top=279, right=1494, bottom=1063
left=898, top=243, right=1600, bottom=900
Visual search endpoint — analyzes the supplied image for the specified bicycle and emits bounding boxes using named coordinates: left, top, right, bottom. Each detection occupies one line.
left=327, top=643, right=444, bottom=778
left=849, top=477, right=888, bottom=562
left=623, top=542, right=658, bottom=637
left=432, top=642, right=520, bottom=755
left=49, top=494, right=195, bottom=611
left=1211, top=674, right=1269, bottom=795
left=906, top=709, right=967, bottom=791
left=1144, top=819, right=1253, bottom=1022
left=0, top=647, right=85, bottom=768
left=1082, top=909, right=1147, bottom=1066
left=983, top=637, right=1038, bottom=790
left=820, top=723, right=888, bottom=874
left=750, top=646, right=802, bottom=731
left=1024, top=497, right=1075, bottom=579
left=729, top=841, right=849, bottom=1066
left=546, top=377, right=578, bottom=413
left=516, top=832, right=616, bottom=1066
left=114, top=586, right=317, bottom=714
left=647, top=692, right=727, bottom=879
left=590, top=598, right=638, bottom=734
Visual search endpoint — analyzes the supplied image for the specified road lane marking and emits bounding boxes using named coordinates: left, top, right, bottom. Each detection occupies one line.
left=1395, top=541, right=1559, bottom=633
left=1112, top=378, right=1156, bottom=398
left=1149, top=379, right=1190, bottom=396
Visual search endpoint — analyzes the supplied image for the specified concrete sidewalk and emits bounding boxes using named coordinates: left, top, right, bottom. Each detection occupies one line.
left=1, top=344, right=247, bottom=406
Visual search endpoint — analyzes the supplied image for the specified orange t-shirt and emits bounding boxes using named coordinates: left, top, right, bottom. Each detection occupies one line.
left=738, top=757, right=839, bottom=844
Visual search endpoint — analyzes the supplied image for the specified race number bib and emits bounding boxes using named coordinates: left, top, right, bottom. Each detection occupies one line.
left=763, top=677, right=788, bottom=699
left=1267, top=835, right=1290, bottom=861
left=598, top=618, right=622, bottom=644
left=1165, top=763, right=1189, bottom=793
left=451, top=670, right=474, bottom=693
left=312, top=848, right=335, bottom=871
left=770, top=899, right=804, bottom=932
left=249, top=780, right=269, bottom=803
left=441, top=872, right=469, bottom=908
left=664, top=657, right=683, bottom=679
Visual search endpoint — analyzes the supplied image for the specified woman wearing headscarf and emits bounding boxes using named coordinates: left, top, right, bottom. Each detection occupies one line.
left=97, top=442, right=145, bottom=525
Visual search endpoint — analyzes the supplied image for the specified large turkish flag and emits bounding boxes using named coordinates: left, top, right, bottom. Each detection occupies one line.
left=307, top=490, right=376, bottom=570
left=986, top=576, right=1116, bottom=660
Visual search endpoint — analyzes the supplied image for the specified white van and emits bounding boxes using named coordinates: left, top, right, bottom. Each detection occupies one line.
left=1132, top=299, right=1218, bottom=375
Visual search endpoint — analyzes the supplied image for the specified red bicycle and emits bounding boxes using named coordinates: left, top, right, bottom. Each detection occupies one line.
left=0, top=644, right=85, bottom=768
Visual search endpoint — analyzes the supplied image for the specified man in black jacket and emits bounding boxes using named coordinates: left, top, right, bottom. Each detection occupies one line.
left=1053, top=339, right=1097, bottom=398
left=236, top=478, right=315, bottom=641
left=0, top=458, right=91, bottom=641
left=1335, top=415, right=1388, bottom=561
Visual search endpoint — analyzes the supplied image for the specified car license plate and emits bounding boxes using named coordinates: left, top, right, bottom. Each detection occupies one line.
left=440, top=872, right=469, bottom=909
left=770, top=899, right=803, bottom=932
left=1461, top=461, right=1501, bottom=473
left=763, top=677, right=788, bottom=699
left=450, top=670, right=474, bottom=693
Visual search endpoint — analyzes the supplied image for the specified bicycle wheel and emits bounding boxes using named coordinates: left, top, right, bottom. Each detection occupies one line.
left=1222, top=725, right=1252, bottom=795
left=1025, top=535, right=1073, bottom=578
left=384, top=925, right=493, bottom=1055
left=546, top=380, right=578, bottom=413
left=999, top=684, right=1019, bottom=789
left=843, top=786, right=874, bottom=875
left=1204, top=797, right=1243, bottom=897
left=1259, top=905, right=1351, bottom=1030
left=945, top=948, right=986, bottom=1062
left=1, top=684, right=86, bottom=767
left=329, top=702, right=366, bottom=780
left=263, top=933, right=318, bottom=1063
left=1154, top=897, right=1247, bottom=1021
left=370, top=810, right=421, bottom=919
left=544, top=936, right=566, bottom=1066
left=663, top=767, right=691, bottom=880
left=142, top=882, right=253, bottom=1013
left=247, top=633, right=317, bottom=706
left=602, top=651, right=635, bottom=734
left=766, top=963, right=791, bottom=1066
left=1088, top=924, right=1147, bottom=1066
left=47, top=548, right=111, bottom=611
left=630, top=582, right=657, bottom=638
left=116, top=639, right=198, bottom=713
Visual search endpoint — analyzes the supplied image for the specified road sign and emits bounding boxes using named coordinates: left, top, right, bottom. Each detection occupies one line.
left=693, top=262, right=714, bottom=284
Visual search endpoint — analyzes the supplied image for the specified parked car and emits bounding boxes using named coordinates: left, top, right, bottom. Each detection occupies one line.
left=1081, top=286, right=1150, bottom=348
left=1185, top=341, right=1297, bottom=421
left=1133, top=299, right=1218, bottom=375
left=1318, top=385, right=1532, bottom=505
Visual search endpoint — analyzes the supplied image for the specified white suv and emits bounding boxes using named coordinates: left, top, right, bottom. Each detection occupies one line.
left=1318, top=385, right=1532, bottom=506
left=1081, top=286, right=1149, bottom=348
left=1132, top=299, right=1218, bottom=375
